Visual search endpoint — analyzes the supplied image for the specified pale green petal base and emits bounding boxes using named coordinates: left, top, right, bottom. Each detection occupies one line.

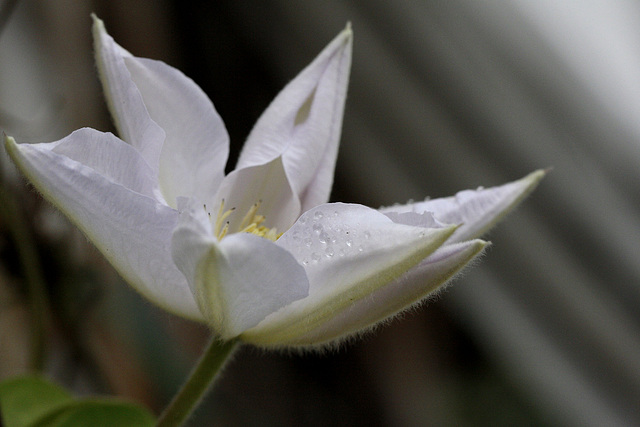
left=291, top=239, right=489, bottom=347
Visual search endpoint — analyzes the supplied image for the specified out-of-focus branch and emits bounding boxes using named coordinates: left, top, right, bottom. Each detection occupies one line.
left=0, top=0, right=19, bottom=38
left=0, top=158, right=51, bottom=371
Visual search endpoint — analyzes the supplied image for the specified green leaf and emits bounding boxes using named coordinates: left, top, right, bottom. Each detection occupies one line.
left=0, top=375, right=73, bottom=427
left=33, top=400, right=155, bottom=427
left=0, top=375, right=155, bottom=427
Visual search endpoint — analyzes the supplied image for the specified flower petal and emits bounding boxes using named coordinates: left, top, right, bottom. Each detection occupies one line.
left=213, top=156, right=300, bottom=234
left=290, top=240, right=488, bottom=346
left=5, top=134, right=201, bottom=320
left=383, top=210, right=450, bottom=229
left=92, top=15, right=165, bottom=174
left=381, top=170, right=546, bottom=243
left=171, top=200, right=309, bottom=339
left=38, top=128, right=159, bottom=200
left=124, top=56, right=229, bottom=208
left=241, top=203, right=457, bottom=345
left=235, top=25, right=352, bottom=211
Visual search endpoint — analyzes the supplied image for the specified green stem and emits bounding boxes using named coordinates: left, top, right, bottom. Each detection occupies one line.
left=155, top=337, right=240, bottom=427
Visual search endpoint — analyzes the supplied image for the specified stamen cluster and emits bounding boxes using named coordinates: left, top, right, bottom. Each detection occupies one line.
left=210, top=200, right=281, bottom=241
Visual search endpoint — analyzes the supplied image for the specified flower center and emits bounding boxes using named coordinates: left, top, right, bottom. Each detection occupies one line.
left=211, top=200, right=282, bottom=242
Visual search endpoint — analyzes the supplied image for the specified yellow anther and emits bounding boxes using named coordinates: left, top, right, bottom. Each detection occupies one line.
left=264, top=228, right=281, bottom=241
left=242, top=223, right=257, bottom=234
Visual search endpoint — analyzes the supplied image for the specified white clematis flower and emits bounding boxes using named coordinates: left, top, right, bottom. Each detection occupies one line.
left=4, top=16, right=544, bottom=348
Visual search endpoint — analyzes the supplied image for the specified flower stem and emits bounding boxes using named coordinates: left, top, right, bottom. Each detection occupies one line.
left=155, top=337, right=240, bottom=427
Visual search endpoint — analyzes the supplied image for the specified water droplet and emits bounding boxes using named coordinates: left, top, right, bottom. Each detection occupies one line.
left=346, top=239, right=352, bottom=247
left=339, top=248, right=346, bottom=257
left=311, top=252, right=321, bottom=262
left=304, top=238, right=313, bottom=247
left=312, top=223, right=322, bottom=234
left=364, top=231, right=371, bottom=239
left=318, top=231, right=330, bottom=244
left=358, top=245, right=364, bottom=252
left=292, top=230, right=300, bottom=241
left=302, top=259, right=309, bottom=265
left=325, top=247, right=334, bottom=257
left=314, top=211, right=324, bottom=220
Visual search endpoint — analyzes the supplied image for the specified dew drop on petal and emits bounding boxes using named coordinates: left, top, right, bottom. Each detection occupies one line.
left=325, top=247, right=334, bottom=257
left=304, top=237, right=313, bottom=247
left=364, top=231, right=371, bottom=239
left=311, top=252, right=321, bottom=262
left=314, top=211, right=324, bottom=220
left=346, top=239, right=352, bottom=247
left=319, top=231, right=330, bottom=244
left=312, top=223, right=323, bottom=234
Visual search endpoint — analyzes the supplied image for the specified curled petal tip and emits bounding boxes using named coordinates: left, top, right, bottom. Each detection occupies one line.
left=90, top=13, right=104, bottom=33
left=529, top=168, right=549, bottom=180
left=4, top=133, right=14, bottom=147
left=520, top=168, right=548, bottom=195
left=4, top=135, right=19, bottom=158
left=344, top=22, right=353, bottom=36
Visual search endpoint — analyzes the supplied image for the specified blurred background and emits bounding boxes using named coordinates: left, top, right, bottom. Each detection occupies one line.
left=2, top=1, right=640, bottom=426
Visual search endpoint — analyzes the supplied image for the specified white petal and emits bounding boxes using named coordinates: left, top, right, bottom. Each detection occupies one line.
left=213, top=156, right=300, bottom=234
left=291, top=240, right=488, bottom=346
left=241, top=203, right=457, bottom=345
left=236, top=26, right=352, bottom=211
left=381, top=170, right=546, bottom=243
left=5, top=135, right=201, bottom=320
left=383, top=210, right=450, bottom=229
left=124, top=56, right=229, bottom=207
left=172, top=204, right=309, bottom=339
left=92, top=15, right=165, bottom=174
left=38, top=128, right=159, bottom=200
